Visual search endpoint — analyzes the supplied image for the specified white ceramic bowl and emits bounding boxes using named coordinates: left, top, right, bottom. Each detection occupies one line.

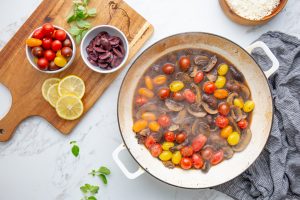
left=26, top=25, right=76, bottom=74
left=80, top=25, right=129, bottom=74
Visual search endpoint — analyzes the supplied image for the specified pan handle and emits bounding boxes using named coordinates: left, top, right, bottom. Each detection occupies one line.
left=112, top=144, right=145, bottom=179
left=246, top=41, right=279, bottom=78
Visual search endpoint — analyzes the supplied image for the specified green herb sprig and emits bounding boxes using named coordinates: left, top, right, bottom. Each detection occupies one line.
left=80, top=183, right=99, bottom=200
left=70, top=141, right=80, bottom=157
left=89, top=166, right=111, bottom=185
left=67, top=0, right=97, bottom=43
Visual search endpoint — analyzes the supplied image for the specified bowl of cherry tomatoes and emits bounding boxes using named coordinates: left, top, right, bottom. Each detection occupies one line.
left=26, top=23, right=76, bottom=73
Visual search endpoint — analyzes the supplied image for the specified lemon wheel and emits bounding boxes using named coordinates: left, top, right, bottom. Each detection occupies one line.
left=42, top=78, right=60, bottom=101
left=58, top=75, right=85, bottom=99
left=56, top=95, right=84, bottom=120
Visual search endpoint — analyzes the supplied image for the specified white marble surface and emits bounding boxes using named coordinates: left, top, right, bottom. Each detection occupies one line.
left=0, top=0, right=300, bottom=199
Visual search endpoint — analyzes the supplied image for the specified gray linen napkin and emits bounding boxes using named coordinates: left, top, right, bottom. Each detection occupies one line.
left=215, top=31, right=300, bottom=200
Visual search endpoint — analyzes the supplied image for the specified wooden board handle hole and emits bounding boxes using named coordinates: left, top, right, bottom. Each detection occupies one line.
left=0, top=83, right=12, bottom=120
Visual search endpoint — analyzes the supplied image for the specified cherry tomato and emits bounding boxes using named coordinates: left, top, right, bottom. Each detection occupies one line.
left=144, top=135, right=156, bottom=149
left=179, top=56, right=191, bottom=71
left=135, top=96, right=148, bottom=106
left=51, top=40, right=62, bottom=51
left=180, top=146, right=193, bottom=157
left=218, top=102, right=230, bottom=116
left=42, top=37, right=53, bottom=49
left=150, top=144, right=162, bottom=157
left=49, top=61, right=59, bottom=71
left=157, top=114, right=171, bottom=127
left=164, top=131, right=175, bottom=142
left=183, top=89, right=196, bottom=103
left=194, top=71, right=204, bottom=84
left=54, top=30, right=67, bottom=41
left=32, top=28, right=44, bottom=39
left=214, top=89, right=229, bottom=99
left=172, top=92, right=185, bottom=101
left=157, top=88, right=170, bottom=100
left=148, top=121, right=160, bottom=132
left=238, top=119, right=248, bottom=129
left=176, top=132, right=187, bottom=144
left=203, top=81, right=216, bottom=94
left=192, top=154, right=204, bottom=169
left=162, top=63, right=175, bottom=75
left=31, top=47, right=44, bottom=58
left=133, top=119, right=148, bottom=132
left=210, top=150, right=224, bottom=165
left=192, top=134, right=207, bottom=152
left=26, top=38, right=42, bottom=47
left=180, top=157, right=192, bottom=170
left=54, top=56, right=67, bottom=67
left=37, top=58, right=49, bottom=70
left=61, top=47, right=73, bottom=58
left=201, top=147, right=214, bottom=160
left=215, top=115, right=229, bottom=128
left=42, top=23, right=55, bottom=36
left=63, top=39, right=72, bottom=48
left=44, top=50, right=56, bottom=61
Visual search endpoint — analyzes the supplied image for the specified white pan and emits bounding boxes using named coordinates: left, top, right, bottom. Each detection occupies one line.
left=113, top=33, right=278, bottom=188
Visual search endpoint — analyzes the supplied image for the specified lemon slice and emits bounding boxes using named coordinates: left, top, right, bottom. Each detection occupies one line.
left=56, top=95, right=84, bottom=120
left=47, top=83, right=60, bottom=107
left=42, top=78, right=60, bottom=101
left=58, top=75, right=85, bottom=99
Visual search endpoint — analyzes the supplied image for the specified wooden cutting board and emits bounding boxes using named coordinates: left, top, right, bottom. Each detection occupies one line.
left=0, top=0, right=153, bottom=141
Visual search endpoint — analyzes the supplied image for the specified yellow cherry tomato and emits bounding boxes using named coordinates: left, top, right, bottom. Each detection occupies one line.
left=215, top=76, right=226, bottom=89
left=141, top=112, right=156, bottom=121
left=162, top=142, right=175, bottom=151
left=54, top=56, right=67, bottom=67
left=234, top=98, right=244, bottom=109
left=169, top=81, right=184, bottom=92
left=149, top=121, right=160, bottom=132
left=220, top=125, right=233, bottom=139
left=227, top=131, right=240, bottom=146
left=159, top=151, right=173, bottom=161
left=56, top=50, right=63, bottom=57
left=144, top=76, right=153, bottom=90
left=138, top=88, right=154, bottom=98
left=172, top=151, right=182, bottom=165
left=218, top=63, right=229, bottom=76
left=243, top=100, right=255, bottom=113
left=132, top=119, right=148, bottom=133
left=153, top=75, right=167, bottom=85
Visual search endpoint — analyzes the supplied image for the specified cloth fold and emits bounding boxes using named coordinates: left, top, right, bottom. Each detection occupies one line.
left=215, top=31, right=300, bottom=200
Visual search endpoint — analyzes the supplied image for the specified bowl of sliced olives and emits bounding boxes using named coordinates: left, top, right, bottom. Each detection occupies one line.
left=26, top=23, right=76, bottom=74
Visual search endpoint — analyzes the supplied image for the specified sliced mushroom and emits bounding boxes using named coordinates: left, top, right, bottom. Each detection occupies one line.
left=150, top=132, right=163, bottom=142
left=138, top=128, right=150, bottom=136
left=136, top=103, right=157, bottom=119
left=231, top=105, right=247, bottom=122
left=230, top=67, right=244, bottom=82
left=174, top=109, right=188, bottom=124
left=135, top=134, right=146, bottom=144
left=202, top=160, right=211, bottom=173
left=187, top=106, right=207, bottom=118
left=226, top=80, right=241, bottom=93
left=228, top=116, right=241, bottom=135
left=190, top=66, right=198, bottom=77
left=165, top=99, right=185, bottom=112
left=191, top=119, right=210, bottom=136
left=194, top=55, right=209, bottom=66
left=239, top=83, right=251, bottom=99
left=162, top=161, right=175, bottom=169
left=206, top=73, right=217, bottom=82
left=202, top=94, right=217, bottom=108
left=232, top=128, right=252, bottom=152
left=227, top=92, right=238, bottom=106
left=168, top=124, right=179, bottom=131
left=176, top=72, right=192, bottom=83
left=191, top=83, right=202, bottom=105
left=170, top=139, right=189, bottom=151
left=202, top=102, right=218, bottom=115
left=221, top=146, right=234, bottom=159
left=203, top=55, right=217, bottom=72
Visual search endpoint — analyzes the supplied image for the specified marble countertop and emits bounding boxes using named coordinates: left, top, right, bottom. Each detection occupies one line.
left=0, top=0, right=299, bottom=199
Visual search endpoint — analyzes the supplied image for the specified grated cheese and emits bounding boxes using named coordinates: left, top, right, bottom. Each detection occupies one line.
left=225, top=0, right=280, bottom=20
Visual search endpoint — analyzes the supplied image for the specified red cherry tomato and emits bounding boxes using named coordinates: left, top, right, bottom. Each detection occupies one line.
left=150, top=144, right=162, bottom=157
left=215, top=115, right=229, bottom=128
left=42, top=23, right=55, bottom=36
left=51, top=40, right=62, bottom=51
left=180, top=146, right=193, bottom=157
left=192, top=154, right=204, bottom=169
left=32, top=28, right=44, bottom=39
left=157, top=88, right=170, bottom=100
left=201, top=147, right=214, bottom=160
left=42, top=37, right=53, bottom=49
left=144, top=135, right=156, bottom=149
left=194, top=71, right=204, bottom=84
left=37, top=58, right=49, bottom=70
left=210, top=150, right=224, bottom=165
left=203, top=81, right=216, bottom=94
left=218, top=102, right=230, bottom=116
left=157, top=114, right=171, bottom=128
left=237, top=119, right=248, bottom=129
left=180, top=157, right=193, bottom=170
left=172, top=92, right=185, bottom=101
left=135, top=96, right=148, bottom=106
left=192, top=134, right=207, bottom=152
left=162, top=63, right=175, bottom=75
left=179, top=56, right=191, bottom=71
left=44, top=50, right=56, bottom=61
left=164, top=131, right=175, bottom=142
left=183, top=89, right=196, bottom=103
left=54, top=30, right=67, bottom=41
left=176, top=132, right=187, bottom=144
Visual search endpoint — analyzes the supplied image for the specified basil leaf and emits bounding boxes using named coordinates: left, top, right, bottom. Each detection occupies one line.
left=99, top=174, right=107, bottom=185
left=98, top=166, right=111, bottom=175
left=89, top=185, right=99, bottom=194
left=76, top=34, right=82, bottom=44
left=87, top=196, right=97, bottom=200
left=67, top=14, right=77, bottom=23
left=69, top=25, right=81, bottom=36
left=70, top=141, right=76, bottom=144
left=77, top=20, right=91, bottom=29
left=76, top=10, right=87, bottom=20
left=87, top=8, right=96, bottom=17
left=71, top=145, right=80, bottom=157
left=80, top=184, right=89, bottom=193
left=81, top=30, right=88, bottom=38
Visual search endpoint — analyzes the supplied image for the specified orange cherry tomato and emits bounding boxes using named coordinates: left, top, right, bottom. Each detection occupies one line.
left=180, top=146, right=193, bottom=157
left=138, top=88, right=154, bottom=98
left=214, top=89, right=229, bottom=99
left=176, top=132, right=187, bottom=144
left=26, top=38, right=42, bottom=47
left=215, top=115, right=229, bottom=128
left=203, top=81, right=216, bottom=94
